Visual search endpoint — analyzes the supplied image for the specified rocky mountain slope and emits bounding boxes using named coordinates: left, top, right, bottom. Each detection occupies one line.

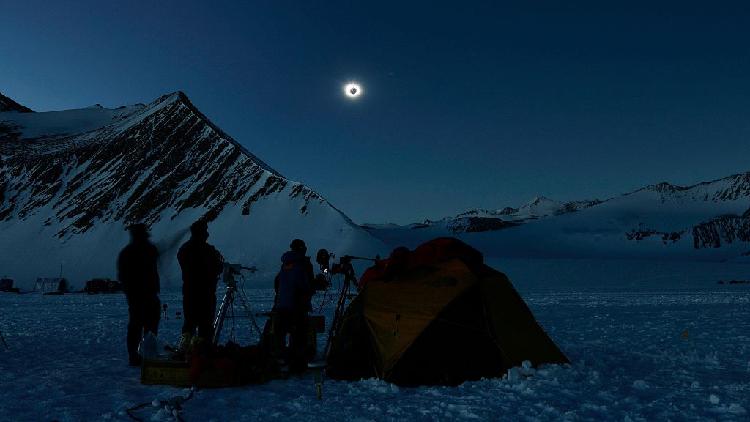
left=0, top=92, right=32, bottom=113
left=0, top=92, right=384, bottom=288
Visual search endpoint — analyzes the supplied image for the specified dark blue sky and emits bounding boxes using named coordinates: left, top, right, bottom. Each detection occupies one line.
left=3, top=1, right=750, bottom=223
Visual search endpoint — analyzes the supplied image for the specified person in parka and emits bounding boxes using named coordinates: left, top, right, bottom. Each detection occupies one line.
left=273, top=239, right=314, bottom=373
left=117, top=223, right=160, bottom=366
left=177, top=220, right=224, bottom=350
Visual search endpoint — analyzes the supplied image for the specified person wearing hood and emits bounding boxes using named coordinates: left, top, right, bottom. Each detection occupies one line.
left=177, top=220, right=224, bottom=351
left=274, top=238, right=314, bottom=373
left=117, top=223, right=161, bottom=366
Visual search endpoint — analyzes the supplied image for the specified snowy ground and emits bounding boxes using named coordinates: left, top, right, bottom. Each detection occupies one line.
left=1, top=259, right=749, bottom=421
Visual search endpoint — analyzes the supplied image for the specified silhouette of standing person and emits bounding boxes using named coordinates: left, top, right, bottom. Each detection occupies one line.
left=117, top=223, right=160, bottom=366
left=274, top=239, right=314, bottom=373
left=177, top=220, right=224, bottom=351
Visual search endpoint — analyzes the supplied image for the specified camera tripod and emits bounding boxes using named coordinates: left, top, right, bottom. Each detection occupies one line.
left=323, top=255, right=376, bottom=359
left=212, top=264, right=260, bottom=347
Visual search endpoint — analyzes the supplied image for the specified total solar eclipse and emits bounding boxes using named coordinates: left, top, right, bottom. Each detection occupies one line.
left=344, top=82, right=363, bottom=99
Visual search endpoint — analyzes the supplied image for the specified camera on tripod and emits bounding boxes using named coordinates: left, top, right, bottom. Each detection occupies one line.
left=314, top=251, right=378, bottom=359
left=314, top=249, right=359, bottom=290
left=222, top=263, right=257, bottom=288
left=333, top=256, right=356, bottom=284
left=213, top=263, right=259, bottom=347
left=313, top=249, right=333, bottom=291
left=315, top=249, right=379, bottom=293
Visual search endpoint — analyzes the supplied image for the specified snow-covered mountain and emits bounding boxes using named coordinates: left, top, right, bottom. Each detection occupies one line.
left=364, top=174, right=750, bottom=261
left=374, top=196, right=602, bottom=235
left=0, top=91, right=385, bottom=289
left=0, top=92, right=32, bottom=113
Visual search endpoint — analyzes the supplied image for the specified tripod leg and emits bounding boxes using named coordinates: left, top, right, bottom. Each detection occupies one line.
left=213, top=288, right=235, bottom=346
left=236, top=289, right=262, bottom=336
left=324, top=281, right=349, bottom=359
left=314, top=367, right=323, bottom=400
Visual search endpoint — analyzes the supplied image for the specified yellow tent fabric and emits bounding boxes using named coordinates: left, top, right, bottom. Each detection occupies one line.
left=479, top=271, right=569, bottom=367
left=362, top=259, right=477, bottom=377
left=327, top=238, right=569, bottom=386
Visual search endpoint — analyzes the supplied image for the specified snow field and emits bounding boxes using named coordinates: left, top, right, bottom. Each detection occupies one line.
left=1, top=263, right=749, bottom=421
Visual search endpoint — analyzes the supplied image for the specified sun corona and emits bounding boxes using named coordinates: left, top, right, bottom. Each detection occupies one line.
left=344, top=82, right=363, bottom=99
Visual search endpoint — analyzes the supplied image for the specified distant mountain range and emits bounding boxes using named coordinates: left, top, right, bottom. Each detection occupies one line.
left=0, top=91, right=384, bottom=288
left=363, top=173, right=750, bottom=261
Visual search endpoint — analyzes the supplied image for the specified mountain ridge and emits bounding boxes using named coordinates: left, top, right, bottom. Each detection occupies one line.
left=363, top=170, right=750, bottom=261
left=0, top=92, right=32, bottom=113
left=0, top=90, right=384, bottom=287
left=1, top=91, right=319, bottom=233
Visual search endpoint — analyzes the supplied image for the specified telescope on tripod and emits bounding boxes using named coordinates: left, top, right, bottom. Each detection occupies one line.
left=315, top=250, right=378, bottom=359
left=212, top=263, right=258, bottom=347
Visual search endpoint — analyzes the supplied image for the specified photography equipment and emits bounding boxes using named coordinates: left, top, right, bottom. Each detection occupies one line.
left=323, top=254, right=377, bottom=359
left=316, top=249, right=331, bottom=270
left=312, top=249, right=334, bottom=296
left=312, top=251, right=338, bottom=313
left=212, top=263, right=259, bottom=347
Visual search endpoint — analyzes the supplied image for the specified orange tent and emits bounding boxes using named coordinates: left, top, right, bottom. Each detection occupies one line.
left=327, top=238, right=569, bottom=386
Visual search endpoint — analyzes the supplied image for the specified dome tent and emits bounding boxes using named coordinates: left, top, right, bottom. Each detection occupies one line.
left=326, top=238, right=569, bottom=386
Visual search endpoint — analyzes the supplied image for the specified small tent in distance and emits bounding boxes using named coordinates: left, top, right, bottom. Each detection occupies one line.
left=326, top=237, right=569, bottom=386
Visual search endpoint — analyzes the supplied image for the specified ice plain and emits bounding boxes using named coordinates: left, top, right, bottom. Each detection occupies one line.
left=1, top=258, right=749, bottom=421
